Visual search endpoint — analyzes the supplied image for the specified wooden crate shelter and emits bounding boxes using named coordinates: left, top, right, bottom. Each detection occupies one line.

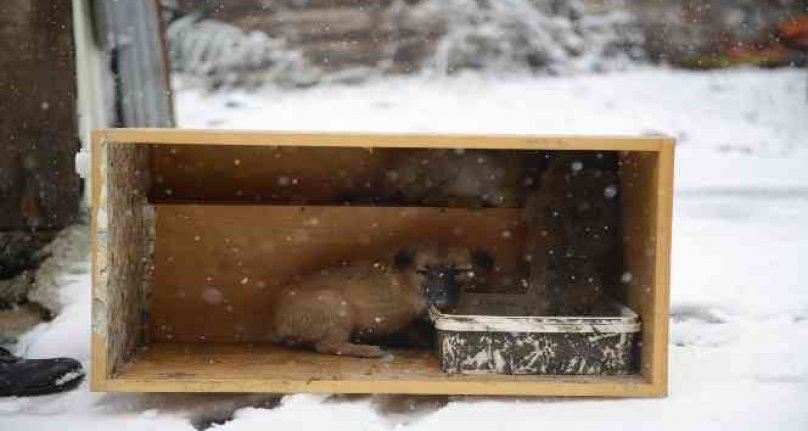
left=91, top=129, right=673, bottom=397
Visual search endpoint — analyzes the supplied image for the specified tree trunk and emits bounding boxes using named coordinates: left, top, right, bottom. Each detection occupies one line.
left=0, top=0, right=79, bottom=287
left=0, top=0, right=80, bottom=232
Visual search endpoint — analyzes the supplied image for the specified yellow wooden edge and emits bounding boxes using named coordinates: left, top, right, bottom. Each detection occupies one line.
left=90, top=334, right=108, bottom=391
left=99, top=376, right=663, bottom=397
left=93, top=128, right=672, bottom=152
left=90, top=133, right=107, bottom=390
left=649, top=143, right=675, bottom=395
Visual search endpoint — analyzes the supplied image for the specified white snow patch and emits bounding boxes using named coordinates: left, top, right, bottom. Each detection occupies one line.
left=54, top=370, right=84, bottom=387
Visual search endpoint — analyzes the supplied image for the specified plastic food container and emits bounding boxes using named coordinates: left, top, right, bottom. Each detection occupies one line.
left=430, top=299, right=641, bottom=375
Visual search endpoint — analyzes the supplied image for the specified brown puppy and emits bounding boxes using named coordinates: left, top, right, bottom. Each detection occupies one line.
left=270, top=244, right=491, bottom=358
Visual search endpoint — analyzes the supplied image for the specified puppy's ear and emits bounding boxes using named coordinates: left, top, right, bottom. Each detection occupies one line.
left=471, top=249, right=495, bottom=272
left=393, top=247, right=416, bottom=270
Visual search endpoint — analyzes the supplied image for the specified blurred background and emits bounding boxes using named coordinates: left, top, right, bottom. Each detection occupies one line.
left=161, top=0, right=807, bottom=87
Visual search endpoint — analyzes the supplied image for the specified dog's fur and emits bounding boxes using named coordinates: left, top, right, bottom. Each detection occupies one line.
left=270, top=244, right=492, bottom=357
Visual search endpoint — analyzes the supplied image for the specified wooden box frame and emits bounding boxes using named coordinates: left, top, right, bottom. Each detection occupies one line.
left=91, top=129, right=674, bottom=397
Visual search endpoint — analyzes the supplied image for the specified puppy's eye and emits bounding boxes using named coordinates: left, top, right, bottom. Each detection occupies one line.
left=416, top=269, right=429, bottom=275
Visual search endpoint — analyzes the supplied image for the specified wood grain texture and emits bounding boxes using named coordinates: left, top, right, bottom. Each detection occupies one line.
left=150, top=204, right=526, bottom=343
left=106, top=144, right=155, bottom=376
left=110, top=343, right=658, bottom=396
left=91, top=138, right=155, bottom=388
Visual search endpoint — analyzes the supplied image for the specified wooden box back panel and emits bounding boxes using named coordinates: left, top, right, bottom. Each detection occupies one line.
left=151, top=144, right=544, bottom=207
left=151, top=204, right=526, bottom=343
left=153, top=145, right=395, bottom=204
left=91, top=129, right=673, bottom=396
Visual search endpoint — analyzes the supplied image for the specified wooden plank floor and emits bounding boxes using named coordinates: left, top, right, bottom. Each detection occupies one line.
left=109, top=343, right=657, bottom=396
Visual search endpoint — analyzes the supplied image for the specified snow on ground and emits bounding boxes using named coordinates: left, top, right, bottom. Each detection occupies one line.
left=1, top=67, right=806, bottom=430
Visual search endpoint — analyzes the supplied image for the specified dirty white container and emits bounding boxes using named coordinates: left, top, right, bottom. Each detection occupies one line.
left=430, top=299, right=641, bottom=375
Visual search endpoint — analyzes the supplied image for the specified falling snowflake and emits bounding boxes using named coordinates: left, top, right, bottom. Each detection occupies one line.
left=620, top=271, right=633, bottom=283
left=604, top=184, right=618, bottom=199
left=201, top=286, right=224, bottom=304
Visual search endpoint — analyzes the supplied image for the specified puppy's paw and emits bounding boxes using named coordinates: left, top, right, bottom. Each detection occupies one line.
left=315, top=341, right=385, bottom=358
left=348, top=344, right=386, bottom=358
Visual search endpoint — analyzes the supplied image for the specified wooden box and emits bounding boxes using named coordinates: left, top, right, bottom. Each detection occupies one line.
left=91, top=129, right=673, bottom=397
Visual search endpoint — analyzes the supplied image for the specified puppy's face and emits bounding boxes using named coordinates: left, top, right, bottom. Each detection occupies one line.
left=394, top=245, right=494, bottom=311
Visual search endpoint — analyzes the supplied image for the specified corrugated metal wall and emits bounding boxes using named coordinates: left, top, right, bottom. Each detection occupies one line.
left=96, top=0, right=174, bottom=127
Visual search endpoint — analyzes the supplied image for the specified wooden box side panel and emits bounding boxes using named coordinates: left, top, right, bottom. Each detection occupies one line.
left=653, top=144, right=674, bottom=392
left=618, top=146, right=673, bottom=394
left=91, top=139, right=155, bottom=387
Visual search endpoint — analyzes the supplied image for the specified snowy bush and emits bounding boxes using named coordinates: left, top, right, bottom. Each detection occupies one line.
left=165, top=1, right=646, bottom=88
left=425, top=0, right=645, bottom=75
left=166, top=13, right=319, bottom=88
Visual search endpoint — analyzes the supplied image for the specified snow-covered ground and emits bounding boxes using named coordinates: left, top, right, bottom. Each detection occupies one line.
left=2, top=67, right=807, bottom=430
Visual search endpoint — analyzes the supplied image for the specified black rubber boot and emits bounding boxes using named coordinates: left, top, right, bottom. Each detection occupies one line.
left=0, top=347, right=84, bottom=396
